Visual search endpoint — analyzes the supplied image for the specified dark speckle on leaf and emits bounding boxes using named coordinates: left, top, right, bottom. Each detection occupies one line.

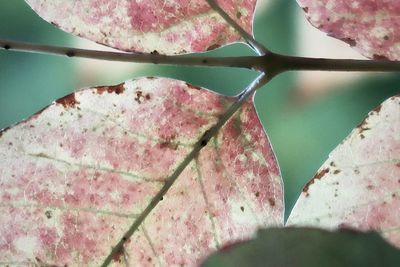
left=207, top=44, right=220, bottom=51
left=186, top=82, right=201, bottom=90
left=268, top=198, right=275, bottom=207
left=56, top=93, right=79, bottom=108
left=45, top=210, right=52, bottom=219
left=303, top=168, right=330, bottom=195
left=373, top=54, right=389, bottom=61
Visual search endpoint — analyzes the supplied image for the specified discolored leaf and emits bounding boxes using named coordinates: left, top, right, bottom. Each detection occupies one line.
left=297, top=0, right=400, bottom=60
left=202, top=227, right=400, bottom=267
left=287, top=96, right=400, bottom=248
left=0, top=77, right=283, bottom=266
left=25, top=0, right=257, bottom=55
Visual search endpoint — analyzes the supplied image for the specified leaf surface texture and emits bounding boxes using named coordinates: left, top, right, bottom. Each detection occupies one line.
left=288, top=96, right=400, bottom=248
left=298, top=0, right=400, bottom=60
left=0, top=77, right=283, bottom=266
left=25, top=0, right=257, bottom=54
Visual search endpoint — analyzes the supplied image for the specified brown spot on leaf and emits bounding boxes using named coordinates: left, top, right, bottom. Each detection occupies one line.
left=56, top=93, right=79, bottom=108
left=207, top=44, right=220, bottom=51
left=111, top=246, right=124, bottom=263
left=373, top=54, right=389, bottom=61
left=333, top=170, right=341, bottom=174
left=314, top=168, right=330, bottom=180
left=366, top=185, right=374, bottom=190
left=255, top=192, right=260, bottom=197
left=357, top=119, right=370, bottom=136
left=159, top=134, right=178, bottom=150
left=134, top=90, right=145, bottom=104
left=50, top=21, right=60, bottom=27
left=302, top=7, right=308, bottom=13
left=45, top=210, right=52, bottom=219
left=186, top=82, right=201, bottom=90
left=330, top=161, right=336, bottom=167
left=339, top=37, right=356, bottom=47
left=373, top=104, right=382, bottom=113
left=303, top=168, right=330, bottom=194
left=268, top=198, right=275, bottom=207
left=236, top=11, right=242, bottom=19
left=159, top=141, right=178, bottom=150
left=96, top=83, right=125, bottom=94
left=240, top=206, right=244, bottom=212
left=0, top=126, right=10, bottom=138
left=150, top=50, right=159, bottom=55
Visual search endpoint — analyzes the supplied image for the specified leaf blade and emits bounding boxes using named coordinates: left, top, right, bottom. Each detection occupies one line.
left=287, top=95, right=400, bottom=248
left=0, top=77, right=283, bottom=266
left=25, top=0, right=257, bottom=55
left=297, top=0, right=400, bottom=60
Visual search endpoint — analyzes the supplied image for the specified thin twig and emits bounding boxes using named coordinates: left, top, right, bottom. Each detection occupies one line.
left=3, top=39, right=400, bottom=74
left=263, top=53, right=400, bottom=74
left=205, top=0, right=268, bottom=56
left=100, top=73, right=270, bottom=267
left=0, top=39, right=261, bottom=70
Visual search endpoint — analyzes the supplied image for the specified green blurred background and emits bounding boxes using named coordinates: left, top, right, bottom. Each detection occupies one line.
left=0, top=1, right=399, bottom=219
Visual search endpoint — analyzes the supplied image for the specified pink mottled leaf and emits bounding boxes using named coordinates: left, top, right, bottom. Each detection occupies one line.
left=25, top=0, right=257, bottom=55
left=0, top=77, right=283, bottom=266
left=287, top=95, right=400, bottom=248
left=297, top=0, right=400, bottom=60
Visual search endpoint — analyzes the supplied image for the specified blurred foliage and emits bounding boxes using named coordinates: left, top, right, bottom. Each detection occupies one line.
left=203, top=227, right=400, bottom=267
left=0, top=0, right=399, bottom=220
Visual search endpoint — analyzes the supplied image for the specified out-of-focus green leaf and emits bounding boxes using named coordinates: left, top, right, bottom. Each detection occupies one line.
left=202, top=227, right=400, bottom=267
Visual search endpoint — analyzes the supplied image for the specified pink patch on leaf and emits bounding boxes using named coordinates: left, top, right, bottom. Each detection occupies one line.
left=298, top=0, right=400, bottom=60
left=26, top=0, right=257, bottom=54
left=0, top=77, right=283, bottom=265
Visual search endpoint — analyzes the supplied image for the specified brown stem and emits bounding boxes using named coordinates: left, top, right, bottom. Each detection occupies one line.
left=0, top=39, right=260, bottom=70
left=2, top=39, right=400, bottom=74
left=264, top=53, right=400, bottom=74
